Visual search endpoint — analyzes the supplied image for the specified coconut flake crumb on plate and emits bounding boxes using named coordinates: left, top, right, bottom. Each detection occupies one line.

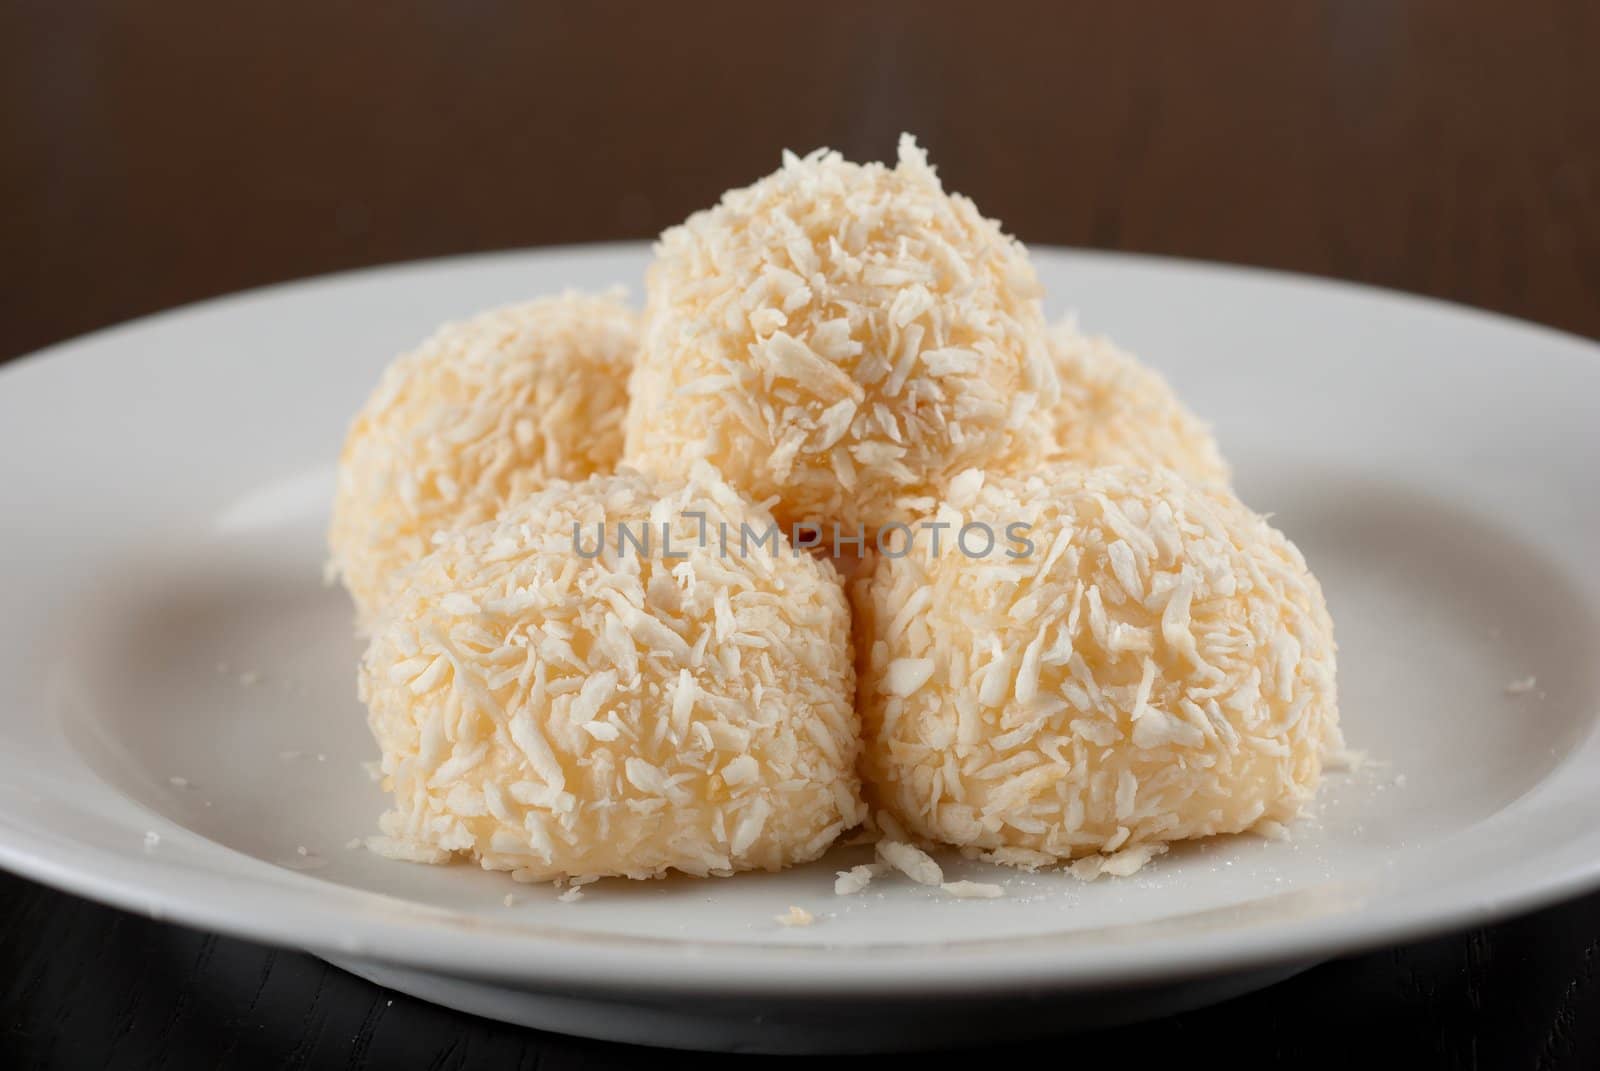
left=876, top=840, right=943, bottom=886
left=834, top=863, right=886, bottom=896
left=1322, top=747, right=1371, bottom=773
left=1505, top=675, right=1538, bottom=696
left=970, top=846, right=1055, bottom=872
left=549, top=875, right=598, bottom=904
left=1068, top=844, right=1168, bottom=882
left=775, top=905, right=815, bottom=927
left=1252, top=820, right=1292, bottom=842
left=363, top=835, right=450, bottom=864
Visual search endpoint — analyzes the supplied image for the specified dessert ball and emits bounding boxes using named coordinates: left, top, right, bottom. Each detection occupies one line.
left=360, top=464, right=865, bottom=881
left=624, top=134, right=1057, bottom=532
left=856, top=464, right=1340, bottom=863
left=1045, top=321, right=1230, bottom=486
left=329, top=292, right=637, bottom=628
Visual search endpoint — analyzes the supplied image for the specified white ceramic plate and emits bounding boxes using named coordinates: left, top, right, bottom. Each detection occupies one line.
left=2, top=245, right=1598, bottom=1053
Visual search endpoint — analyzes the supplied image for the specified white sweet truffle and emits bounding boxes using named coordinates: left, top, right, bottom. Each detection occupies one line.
left=624, top=134, right=1057, bottom=532
left=360, top=465, right=865, bottom=882
left=1045, top=321, right=1230, bottom=486
left=329, top=292, right=638, bottom=627
left=856, top=464, right=1340, bottom=863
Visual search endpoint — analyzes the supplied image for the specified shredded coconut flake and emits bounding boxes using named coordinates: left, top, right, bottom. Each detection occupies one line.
left=884, top=658, right=936, bottom=697
left=775, top=905, right=815, bottom=927
left=876, top=839, right=944, bottom=886
left=1323, top=747, right=1368, bottom=773
left=363, top=835, right=451, bottom=865
left=1069, top=843, right=1168, bottom=881
left=1505, top=675, right=1537, bottom=696
left=834, top=863, right=885, bottom=895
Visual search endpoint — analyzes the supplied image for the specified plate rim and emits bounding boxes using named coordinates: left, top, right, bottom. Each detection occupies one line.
left=2, top=790, right=1599, bottom=996
left=3, top=243, right=1599, bottom=998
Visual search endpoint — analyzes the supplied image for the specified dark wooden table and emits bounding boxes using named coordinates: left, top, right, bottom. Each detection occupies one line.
left=3, top=3, right=1598, bottom=1067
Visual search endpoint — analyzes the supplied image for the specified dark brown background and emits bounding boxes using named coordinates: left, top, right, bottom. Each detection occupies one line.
left=3, top=2, right=1599, bottom=1068
left=4, top=0, right=1600, bottom=363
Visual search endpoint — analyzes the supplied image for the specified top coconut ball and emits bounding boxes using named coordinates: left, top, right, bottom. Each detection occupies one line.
left=624, top=135, right=1058, bottom=532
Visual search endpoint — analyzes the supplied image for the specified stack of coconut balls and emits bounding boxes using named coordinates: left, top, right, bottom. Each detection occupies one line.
left=329, top=135, right=1342, bottom=892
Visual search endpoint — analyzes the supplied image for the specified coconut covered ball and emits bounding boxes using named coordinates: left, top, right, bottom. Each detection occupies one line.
left=360, top=464, right=865, bottom=882
left=856, top=464, right=1340, bottom=865
left=329, top=292, right=637, bottom=628
left=624, top=134, right=1057, bottom=532
left=1045, top=321, right=1230, bottom=486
